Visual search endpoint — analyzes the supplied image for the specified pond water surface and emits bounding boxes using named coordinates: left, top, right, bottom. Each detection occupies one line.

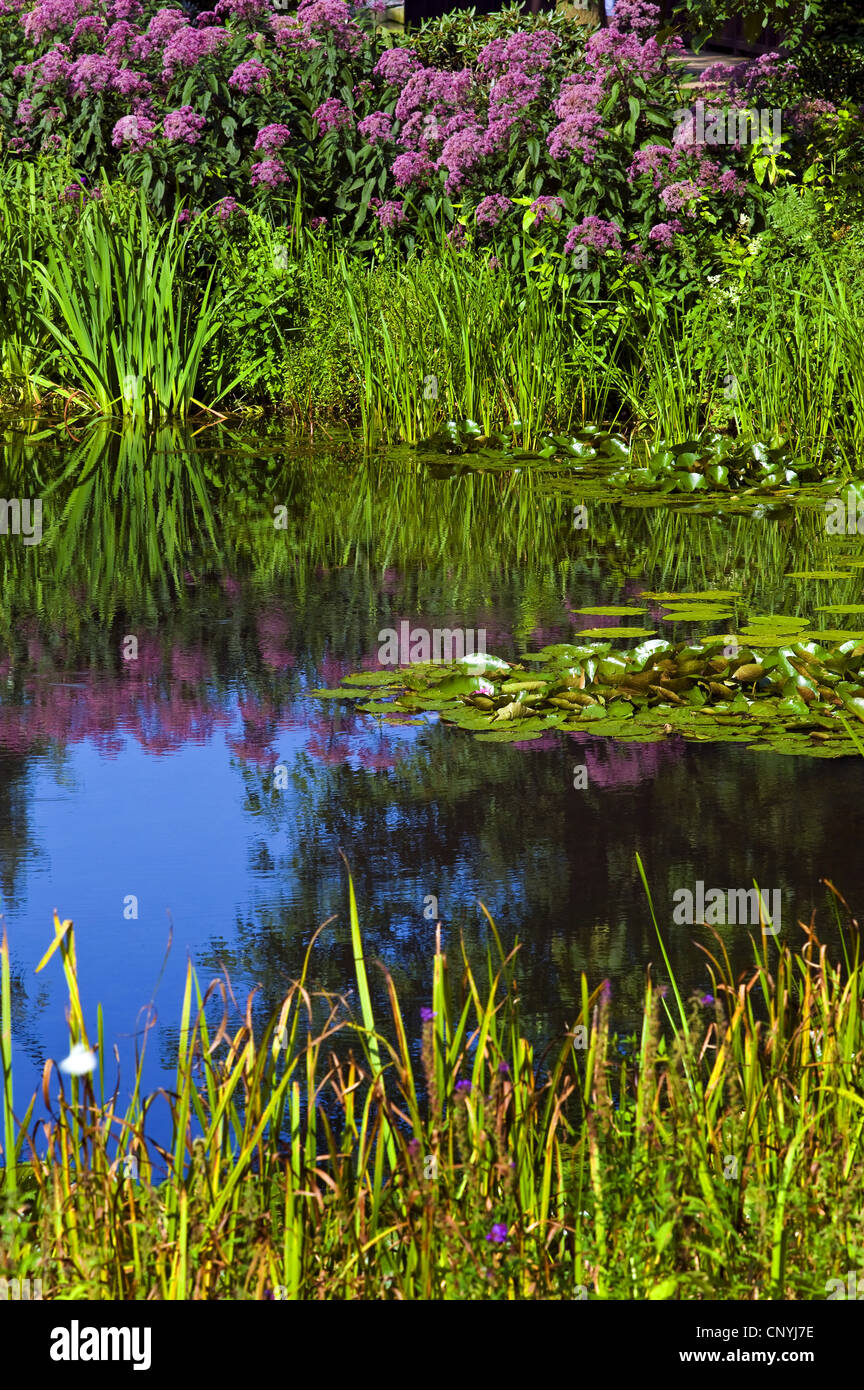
left=2, top=423, right=863, bottom=1132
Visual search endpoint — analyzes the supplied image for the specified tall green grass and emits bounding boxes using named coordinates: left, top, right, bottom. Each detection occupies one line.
left=339, top=243, right=615, bottom=448
left=1, top=871, right=863, bottom=1298
left=31, top=193, right=254, bottom=421
left=2, top=164, right=863, bottom=454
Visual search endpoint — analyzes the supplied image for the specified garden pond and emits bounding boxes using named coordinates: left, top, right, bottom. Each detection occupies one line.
left=2, top=420, right=863, bottom=1124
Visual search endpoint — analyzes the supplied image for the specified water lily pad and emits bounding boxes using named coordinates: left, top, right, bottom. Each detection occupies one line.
left=642, top=590, right=741, bottom=601
left=573, top=627, right=657, bottom=639
left=745, top=615, right=809, bottom=629
left=786, top=571, right=853, bottom=580
left=341, top=670, right=402, bottom=686
left=661, top=608, right=734, bottom=622
left=339, top=636, right=864, bottom=761
left=816, top=604, right=864, bottom=614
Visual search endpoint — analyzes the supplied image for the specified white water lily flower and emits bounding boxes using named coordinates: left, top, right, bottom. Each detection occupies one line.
left=59, top=1042, right=97, bottom=1076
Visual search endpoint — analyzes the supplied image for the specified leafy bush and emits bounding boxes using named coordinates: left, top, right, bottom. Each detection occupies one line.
left=0, top=0, right=798, bottom=285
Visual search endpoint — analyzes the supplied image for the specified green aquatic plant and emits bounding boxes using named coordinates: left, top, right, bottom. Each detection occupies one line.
left=31, top=194, right=254, bottom=421
left=314, top=630, right=864, bottom=757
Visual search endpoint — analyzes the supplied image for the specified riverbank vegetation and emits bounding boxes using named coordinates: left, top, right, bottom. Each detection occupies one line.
left=0, top=0, right=861, bottom=461
left=1, top=872, right=863, bottom=1299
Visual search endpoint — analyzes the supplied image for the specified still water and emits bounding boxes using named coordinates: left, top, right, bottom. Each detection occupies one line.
left=1, top=423, right=862, bottom=1120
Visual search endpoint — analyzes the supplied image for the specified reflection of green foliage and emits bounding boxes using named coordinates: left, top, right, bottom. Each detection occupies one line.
left=3, top=423, right=864, bottom=637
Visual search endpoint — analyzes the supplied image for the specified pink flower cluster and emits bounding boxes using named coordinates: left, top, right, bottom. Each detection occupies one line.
left=313, top=97, right=353, bottom=133
left=372, top=197, right=404, bottom=230
left=700, top=51, right=799, bottom=107
left=250, top=158, right=290, bottom=189
left=163, top=105, right=206, bottom=144
left=252, top=123, right=291, bottom=152
left=357, top=110, right=392, bottom=145
left=629, top=141, right=747, bottom=217
left=111, top=111, right=156, bottom=150
left=475, top=194, right=511, bottom=228
left=564, top=216, right=622, bottom=254
left=272, top=0, right=364, bottom=55
left=228, top=58, right=269, bottom=92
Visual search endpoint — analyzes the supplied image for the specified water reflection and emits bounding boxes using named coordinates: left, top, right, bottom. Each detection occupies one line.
left=0, top=423, right=861, bottom=1117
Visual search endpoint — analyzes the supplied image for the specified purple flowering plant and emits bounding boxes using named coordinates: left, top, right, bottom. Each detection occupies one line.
left=0, top=0, right=840, bottom=275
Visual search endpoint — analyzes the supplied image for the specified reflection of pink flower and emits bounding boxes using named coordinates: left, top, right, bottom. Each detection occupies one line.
left=257, top=607, right=295, bottom=670
left=567, top=731, right=681, bottom=789
left=512, top=734, right=560, bottom=751
left=171, top=644, right=209, bottom=684
left=317, top=654, right=350, bottom=689
left=358, top=650, right=387, bottom=670
left=528, top=624, right=567, bottom=649
left=121, top=634, right=163, bottom=677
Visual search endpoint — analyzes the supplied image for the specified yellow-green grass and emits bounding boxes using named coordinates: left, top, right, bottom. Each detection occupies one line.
left=1, top=873, right=863, bottom=1299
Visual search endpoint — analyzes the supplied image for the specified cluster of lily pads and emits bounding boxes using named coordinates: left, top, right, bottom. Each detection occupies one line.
left=312, top=614, right=864, bottom=758
left=562, top=434, right=807, bottom=495
left=418, top=422, right=820, bottom=496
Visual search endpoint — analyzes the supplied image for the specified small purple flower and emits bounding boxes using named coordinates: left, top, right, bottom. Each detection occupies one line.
left=229, top=59, right=270, bottom=94
left=564, top=217, right=622, bottom=255
left=213, top=197, right=244, bottom=222
left=147, top=8, right=188, bottom=43
left=485, top=1223, right=507, bottom=1245
left=475, top=194, right=511, bottom=228
left=420, top=1007, right=436, bottom=1023
left=254, top=123, right=291, bottom=152
left=373, top=198, right=405, bottom=231
left=391, top=151, right=434, bottom=190
left=497, top=1061, right=509, bottom=1075
left=454, top=1079, right=472, bottom=1093
left=163, top=106, right=206, bottom=145
left=59, top=179, right=99, bottom=203
left=700, top=993, right=715, bottom=1006
left=660, top=180, right=702, bottom=216
left=313, top=98, right=353, bottom=133
left=161, top=26, right=227, bottom=74
left=309, top=216, right=327, bottom=230
left=373, top=47, right=421, bottom=87
left=111, top=114, right=156, bottom=151
left=111, top=69, right=152, bottom=97
left=357, top=111, right=393, bottom=145
left=250, top=159, right=291, bottom=190
left=648, top=219, right=684, bottom=247
left=215, top=0, right=270, bottom=18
